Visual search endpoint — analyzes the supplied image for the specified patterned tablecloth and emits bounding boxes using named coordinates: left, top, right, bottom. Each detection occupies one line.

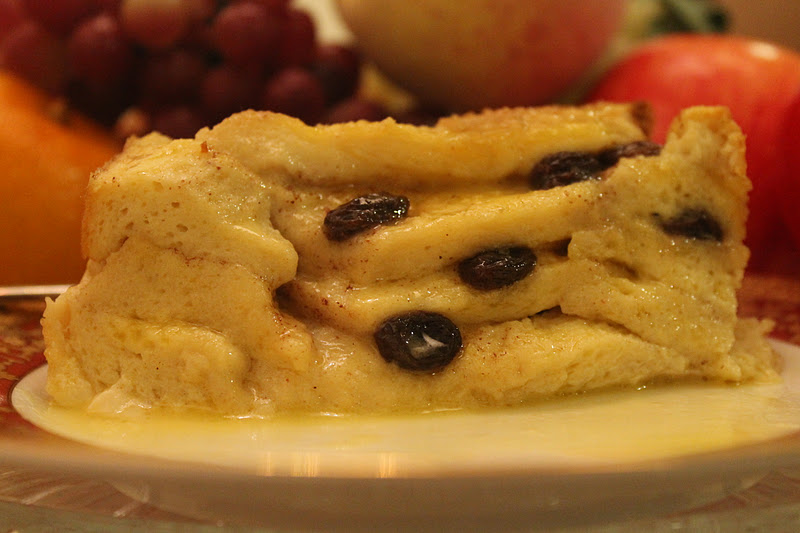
left=0, top=272, right=798, bottom=531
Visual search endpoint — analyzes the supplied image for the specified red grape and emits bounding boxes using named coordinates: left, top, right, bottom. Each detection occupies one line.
left=21, top=0, right=98, bottom=36
left=93, top=0, right=122, bottom=13
left=312, top=44, right=361, bottom=104
left=182, top=0, right=214, bottom=23
left=261, top=66, right=325, bottom=124
left=68, top=13, right=134, bottom=87
left=211, top=1, right=283, bottom=68
left=139, top=48, right=206, bottom=104
left=0, top=21, right=68, bottom=93
left=0, top=0, right=25, bottom=41
left=120, top=0, right=190, bottom=50
left=323, top=97, right=387, bottom=124
left=249, top=0, right=290, bottom=12
left=0, top=1, right=378, bottom=139
left=276, top=7, right=315, bottom=67
left=152, top=105, right=205, bottom=137
left=200, top=64, right=261, bottom=121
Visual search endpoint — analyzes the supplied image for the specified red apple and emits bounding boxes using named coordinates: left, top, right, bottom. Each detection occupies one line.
left=586, top=34, right=800, bottom=270
left=780, top=89, right=800, bottom=255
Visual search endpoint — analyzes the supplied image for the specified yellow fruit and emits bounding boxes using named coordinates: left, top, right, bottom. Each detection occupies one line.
left=0, top=72, right=120, bottom=285
left=336, top=0, right=626, bottom=111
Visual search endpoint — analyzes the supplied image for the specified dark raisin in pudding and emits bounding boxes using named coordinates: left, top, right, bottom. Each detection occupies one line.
left=458, top=247, right=537, bottom=290
left=323, top=192, right=410, bottom=241
left=375, top=311, right=463, bottom=372
left=41, top=103, right=780, bottom=415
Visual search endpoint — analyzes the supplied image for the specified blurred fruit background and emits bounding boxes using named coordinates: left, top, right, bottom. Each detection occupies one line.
left=0, top=0, right=798, bottom=284
left=0, top=71, right=118, bottom=284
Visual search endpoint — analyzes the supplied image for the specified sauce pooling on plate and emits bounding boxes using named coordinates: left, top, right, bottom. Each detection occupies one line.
left=13, top=343, right=800, bottom=475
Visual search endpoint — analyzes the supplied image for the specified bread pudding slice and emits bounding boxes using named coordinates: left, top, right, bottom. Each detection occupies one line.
left=41, top=103, right=780, bottom=415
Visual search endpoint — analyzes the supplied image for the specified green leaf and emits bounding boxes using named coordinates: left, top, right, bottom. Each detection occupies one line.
left=650, top=0, right=729, bottom=35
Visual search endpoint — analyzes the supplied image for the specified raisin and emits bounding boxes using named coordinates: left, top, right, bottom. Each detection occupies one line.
left=657, top=208, right=724, bottom=241
left=530, top=142, right=661, bottom=190
left=529, top=151, right=604, bottom=190
left=374, top=311, right=462, bottom=372
left=598, top=140, right=661, bottom=167
left=458, top=246, right=537, bottom=290
left=323, top=192, right=410, bottom=241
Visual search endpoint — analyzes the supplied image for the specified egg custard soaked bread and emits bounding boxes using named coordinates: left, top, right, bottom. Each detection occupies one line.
left=41, top=103, right=780, bottom=415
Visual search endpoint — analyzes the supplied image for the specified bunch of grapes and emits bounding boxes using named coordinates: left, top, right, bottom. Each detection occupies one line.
left=0, top=0, right=391, bottom=139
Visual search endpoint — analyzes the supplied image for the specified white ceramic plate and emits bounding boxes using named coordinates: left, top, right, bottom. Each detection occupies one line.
left=5, top=339, right=800, bottom=530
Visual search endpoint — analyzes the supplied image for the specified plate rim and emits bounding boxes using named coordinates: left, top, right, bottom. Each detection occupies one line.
left=2, top=338, right=800, bottom=486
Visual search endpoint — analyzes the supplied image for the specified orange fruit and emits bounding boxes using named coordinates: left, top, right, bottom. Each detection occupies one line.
left=0, top=71, right=120, bottom=285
